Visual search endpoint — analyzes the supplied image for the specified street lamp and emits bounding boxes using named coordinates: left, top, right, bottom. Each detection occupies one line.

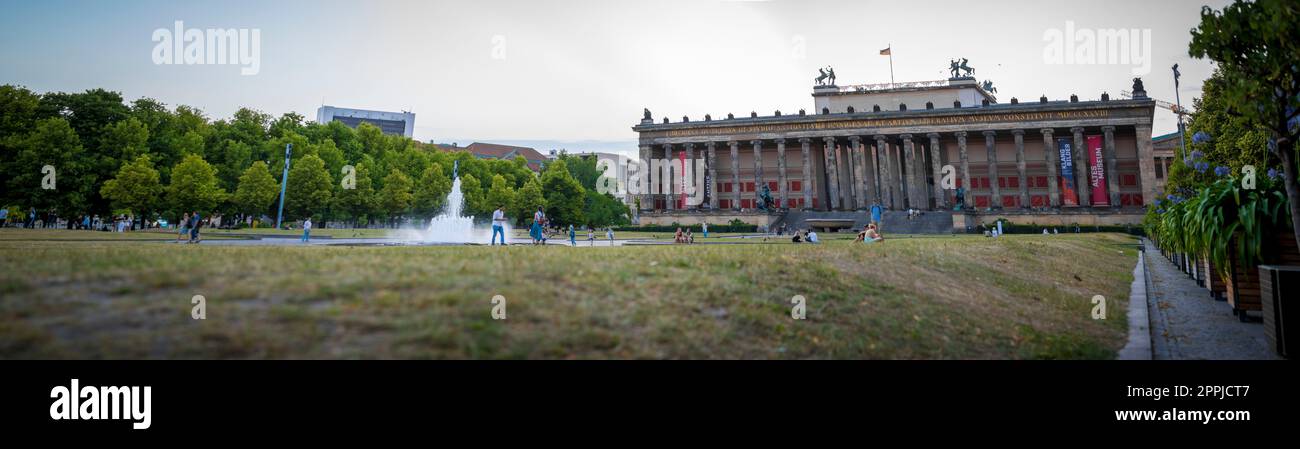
left=275, top=143, right=292, bottom=230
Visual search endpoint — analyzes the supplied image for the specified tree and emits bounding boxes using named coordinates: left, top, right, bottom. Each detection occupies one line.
left=335, top=161, right=377, bottom=226
left=232, top=161, right=279, bottom=219
left=584, top=190, right=630, bottom=228
left=511, top=177, right=547, bottom=227
left=413, top=163, right=451, bottom=217
left=540, top=159, right=586, bottom=226
left=285, top=154, right=333, bottom=221
left=167, top=154, right=227, bottom=217
left=485, top=174, right=516, bottom=219
left=100, top=155, right=162, bottom=224
left=1189, top=0, right=1300, bottom=249
left=8, top=118, right=91, bottom=220
left=379, top=169, right=413, bottom=226
left=458, top=173, right=486, bottom=217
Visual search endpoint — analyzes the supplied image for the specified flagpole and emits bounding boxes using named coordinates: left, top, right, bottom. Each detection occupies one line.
left=888, top=43, right=895, bottom=88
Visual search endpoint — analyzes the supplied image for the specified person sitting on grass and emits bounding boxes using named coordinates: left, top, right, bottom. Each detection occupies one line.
left=807, top=230, right=820, bottom=244
left=862, top=223, right=884, bottom=244
left=792, top=231, right=803, bottom=243
left=686, top=228, right=694, bottom=244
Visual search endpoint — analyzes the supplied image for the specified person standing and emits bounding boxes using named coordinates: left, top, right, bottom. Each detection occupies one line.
left=491, top=205, right=507, bottom=246
left=606, top=227, right=614, bottom=242
left=0, top=207, right=7, bottom=228
left=870, top=203, right=883, bottom=230
left=568, top=224, right=576, bottom=247
left=302, top=216, right=312, bottom=243
left=701, top=222, right=709, bottom=238
left=27, top=207, right=36, bottom=228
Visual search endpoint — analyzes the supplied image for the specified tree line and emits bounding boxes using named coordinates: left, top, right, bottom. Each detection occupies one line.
left=0, top=85, right=630, bottom=229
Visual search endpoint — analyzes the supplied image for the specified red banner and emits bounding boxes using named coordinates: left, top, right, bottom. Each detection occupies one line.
left=1087, top=135, right=1108, bottom=206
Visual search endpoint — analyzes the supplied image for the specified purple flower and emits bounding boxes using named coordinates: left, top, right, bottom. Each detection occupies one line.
left=1157, top=208, right=1165, bottom=214
left=1192, top=132, right=1211, bottom=145
left=1268, top=168, right=1279, bottom=180
left=1214, top=166, right=1230, bottom=176
left=1194, top=161, right=1210, bottom=173
left=1190, top=150, right=1205, bottom=160
left=1166, top=194, right=1176, bottom=201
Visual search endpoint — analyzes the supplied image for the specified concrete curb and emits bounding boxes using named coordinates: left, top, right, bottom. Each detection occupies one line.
left=1119, top=250, right=1153, bottom=360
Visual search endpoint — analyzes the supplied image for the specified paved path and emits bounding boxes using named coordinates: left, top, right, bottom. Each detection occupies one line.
left=1141, top=238, right=1278, bottom=360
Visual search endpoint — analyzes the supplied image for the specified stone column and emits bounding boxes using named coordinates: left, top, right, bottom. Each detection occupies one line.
left=776, top=138, right=788, bottom=209
left=638, top=144, right=651, bottom=211
left=983, top=131, right=999, bottom=209
left=823, top=137, right=840, bottom=210
left=849, top=136, right=866, bottom=209
left=875, top=135, right=893, bottom=209
left=1071, top=127, right=1090, bottom=207
left=1041, top=129, right=1060, bottom=207
left=684, top=143, right=696, bottom=209
left=1013, top=130, right=1028, bottom=208
left=955, top=132, right=971, bottom=209
left=729, top=140, right=740, bottom=210
left=928, top=133, right=944, bottom=210
left=706, top=142, right=719, bottom=209
left=799, top=138, right=812, bottom=209
left=663, top=144, right=675, bottom=210
left=1102, top=126, right=1120, bottom=207
left=865, top=139, right=880, bottom=206
left=1135, top=124, right=1157, bottom=206
left=900, top=134, right=918, bottom=209
left=751, top=140, right=764, bottom=207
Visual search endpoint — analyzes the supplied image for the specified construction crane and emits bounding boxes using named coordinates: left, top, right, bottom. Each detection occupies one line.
left=1121, top=90, right=1190, bottom=116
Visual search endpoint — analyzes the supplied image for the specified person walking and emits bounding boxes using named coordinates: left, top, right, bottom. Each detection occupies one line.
left=491, top=205, right=507, bottom=246
left=530, top=207, right=545, bottom=245
left=587, top=227, right=595, bottom=246
left=568, top=224, right=576, bottom=247
left=701, top=222, right=709, bottom=238
left=0, top=207, right=7, bottom=228
left=27, top=207, right=36, bottom=228
left=302, top=216, right=312, bottom=243
left=189, top=211, right=202, bottom=243
left=606, top=227, right=614, bottom=242
left=177, top=213, right=190, bottom=243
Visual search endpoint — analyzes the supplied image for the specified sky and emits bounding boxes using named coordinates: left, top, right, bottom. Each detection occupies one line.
left=1, top=0, right=1229, bottom=156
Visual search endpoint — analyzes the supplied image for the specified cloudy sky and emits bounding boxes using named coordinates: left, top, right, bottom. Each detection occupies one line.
left=1, top=0, right=1228, bottom=155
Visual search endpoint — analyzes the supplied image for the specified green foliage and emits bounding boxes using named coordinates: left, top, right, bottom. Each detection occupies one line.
left=232, top=161, right=279, bottom=218
left=511, top=177, right=547, bottom=226
left=413, top=163, right=451, bottom=217
left=458, top=173, right=486, bottom=217
left=285, top=154, right=334, bottom=220
left=540, top=159, right=586, bottom=226
left=167, top=154, right=227, bottom=216
left=485, top=174, right=516, bottom=218
left=100, top=155, right=162, bottom=218
left=1150, top=176, right=1291, bottom=279
left=379, top=169, right=414, bottom=221
left=335, top=162, right=377, bottom=225
left=583, top=190, right=630, bottom=227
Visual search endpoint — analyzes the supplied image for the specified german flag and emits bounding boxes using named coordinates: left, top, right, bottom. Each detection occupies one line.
left=879, top=47, right=891, bottom=56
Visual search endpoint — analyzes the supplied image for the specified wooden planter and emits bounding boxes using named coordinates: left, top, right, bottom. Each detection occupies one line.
left=1225, top=231, right=1300, bottom=321
left=1259, top=265, right=1300, bottom=358
left=1201, top=256, right=1227, bottom=301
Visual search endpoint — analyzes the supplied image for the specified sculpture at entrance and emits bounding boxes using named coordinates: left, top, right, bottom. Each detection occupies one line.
left=981, top=80, right=997, bottom=94
left=954, top=187, right=966, bottom=211
left=757, top=184, right=775, bottom=211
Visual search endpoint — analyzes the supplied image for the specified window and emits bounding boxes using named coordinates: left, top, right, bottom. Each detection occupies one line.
left=1035, top=176, right=1048, bottom=188
left=1031, top=195, right=1048, bottom=207
left=1121, top=174, right=1138, bottom=187
left=791, top=181, right=802, bottom=191
left=745, top=182, right=755, bottom=192
left=768, top=181, right=779, bottom=192
left=1002, top=195, right=1019, bottom=208
left=974, top=196, right=990, bottom=208
left=741, top=199, right=753, bottom=208
left=719, top=199, right=731, bottom=209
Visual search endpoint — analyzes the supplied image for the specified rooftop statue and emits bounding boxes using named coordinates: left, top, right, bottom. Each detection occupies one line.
left=949, top=58, right=975, bottom=78
left=981, top=80, right=997, bottom=94
left=643, top=108, right=651, bottom=120
left=815, top=66, right=837, bottom=86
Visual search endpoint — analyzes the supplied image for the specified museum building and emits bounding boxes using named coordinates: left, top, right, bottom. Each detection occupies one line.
left=632, top=75, right=1159, bottom=232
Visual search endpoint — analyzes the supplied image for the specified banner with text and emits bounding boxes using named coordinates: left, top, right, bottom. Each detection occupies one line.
left=1057, top=137, right=1078, bottom=206
left=1087, top=135, right=1108, bottom=206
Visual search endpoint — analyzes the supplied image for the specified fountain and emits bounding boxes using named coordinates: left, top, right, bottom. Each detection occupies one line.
left=404, top=160, right=504, bottom=244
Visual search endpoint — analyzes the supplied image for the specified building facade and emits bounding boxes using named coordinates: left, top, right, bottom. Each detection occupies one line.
left=632, top=77, right=1159, bottom=231
left=317, top=106, right=416, bottom=138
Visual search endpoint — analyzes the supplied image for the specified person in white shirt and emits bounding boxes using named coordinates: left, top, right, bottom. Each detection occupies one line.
left=807, top=230, right=820, bottom=243
left=491, top=205, right=507, bottom=246
left=301, top=217, right=312, bottom=242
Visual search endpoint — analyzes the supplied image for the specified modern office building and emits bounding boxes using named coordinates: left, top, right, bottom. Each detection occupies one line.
left=317, top=106, right=416, bottom=138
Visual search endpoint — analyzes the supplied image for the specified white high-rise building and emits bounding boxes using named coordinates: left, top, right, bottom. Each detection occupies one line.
left=316, top=106, right=416, bottom=138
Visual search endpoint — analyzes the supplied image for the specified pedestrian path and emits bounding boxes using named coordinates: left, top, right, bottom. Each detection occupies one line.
left=1141, top=238, right=1278, bottom=360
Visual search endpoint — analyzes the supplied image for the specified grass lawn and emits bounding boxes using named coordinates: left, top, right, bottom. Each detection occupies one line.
left=0, top=229, right=237, bottom=241
left=0, top=233, right=1138, bottom=359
